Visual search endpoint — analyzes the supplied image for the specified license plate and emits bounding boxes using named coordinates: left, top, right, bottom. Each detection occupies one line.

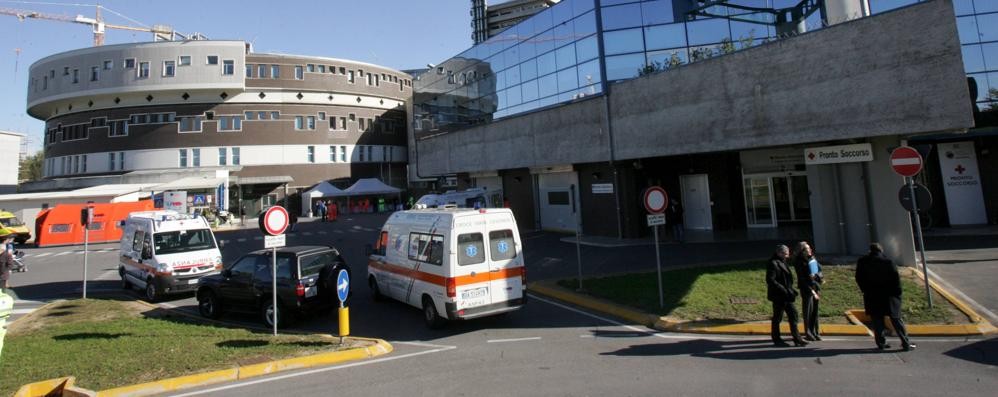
left=305, top=286, right=317, bottom=298
left=461, top=287, right=488, bottom=300
left=187, top=279, right=199, bottom=285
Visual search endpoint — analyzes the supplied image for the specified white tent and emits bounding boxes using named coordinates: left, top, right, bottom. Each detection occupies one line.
left=340, top=178, right=402, bottom=196
left=300, top=181, right=344, bottom=216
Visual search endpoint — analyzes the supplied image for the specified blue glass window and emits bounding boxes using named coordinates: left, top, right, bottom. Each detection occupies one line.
left=869, top=0, right=920, bottom=14
left=730, top=21, right=765, bottom=42
left=552, top=0, right=574, bottom=25
left=495, top=89, right=508, bottom=110
left=522, top=79, right=539, bottom=102
left=573, top=0, right=595, bottom=17
left=558, top=66, right=579, bottom=92
left=952, top=0, right=974, bottom=15
left=968, top=73, right=988, bottom=101
left=517, top=16, right=536, bottom=41
left=686, top=18, right=730, bottom=45
left=603, top=28, right=645, bottom=55
left=644, top=23, right=686, bottom=51
left=963, top=44, right=985, bottom=73
left=521, top=58, right=538, bottom=81
left=576, top=35, right=599, bottom=62
left=505, top=46, right=521, bottom=69
left=986, top=72, right=998, bottom=101
left=982, top=42, right=998, bottom=71
left=495, top=70, right=507, bottom=91
left=537, top=51, right=557, bottom=76
left=647, top=49, right=688, bottom=69
left=602, top=3, right=643, bottom=31
left=535, top=29, right=556, bottom=55
left=601, top=0, right=636, bottom=6
left=641, top=0, right=676, bottom=25
left=556, top=44, right=577, bottom=70
left=507, top=65, right=522, bottom=86
left=538, top=73, right=559, bottom=98
left=520, top=40, right=537, bottom=63
left=605, top=53, right=645, bottom=81
left=957, top=16, right=980, bottom=44
left=574, top=11, right=598, bottom=37
left=554, top=21, right=575, bottom=49
left=976, top=0, right=998, bottom=13
left=976, top=13, right=998, bottom=42
left=577, top=59, right=601, bottom=87
left=507, top=84, right=522, bottom=106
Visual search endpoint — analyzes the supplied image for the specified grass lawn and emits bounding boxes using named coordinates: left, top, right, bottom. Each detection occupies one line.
left=557, top=262, right=966, bottom=324
left=0, top=298, right=350, bottom=396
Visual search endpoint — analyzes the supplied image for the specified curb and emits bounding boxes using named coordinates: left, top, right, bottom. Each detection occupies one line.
left=528, top=273, right=995, bottom=337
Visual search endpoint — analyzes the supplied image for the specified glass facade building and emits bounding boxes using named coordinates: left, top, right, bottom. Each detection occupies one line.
left=415, top=0, right=992, bottom=136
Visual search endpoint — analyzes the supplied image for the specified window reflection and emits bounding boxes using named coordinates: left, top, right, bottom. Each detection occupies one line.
left=603, top=28, right=645, bottom=55
left=963, top=44, right=985, bottom=73
left=644, top=23, right=686, bottom=51
left=605, top=53, right=644, bottom=81
left=686, top=18, right=730, bottom=45
left=602, top=3, right=643, bottom=31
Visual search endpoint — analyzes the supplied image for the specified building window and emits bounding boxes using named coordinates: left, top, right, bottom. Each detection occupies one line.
left=270, top=111, right=280, bottom=120
left=232, top=147, right=240, bottom=165
left=257, top=111, right=267, bottom=120
left=218, top=116, right=242, bottom=131
left=192, top=148, right=201, bottom=167
left=271, top=65, right=279, bottom=79
left=218, top=147, right=227, bottom=166
left=244, top=111, right=256, bottom=120
left=359, top=118, right=366, bottom=131
left=90, top=117, right=106, bottom=128
left=72, top=69, right=79, bottom=83
left=103, top=60, right=113, bottom=70
left=340, top=146, right=347, bottom=162
left=329, top=146, right=336, bottom=162
left=359, top=146, right=365, bottom=162
left=108, top=152, right=116, bottom=170
left=179, top=55, right=191, bottom=66
left=257, top=64, right=267, bottom=78
left=179, top=149, right=188, bottom=167
left=306, top=64, right=315, bottom=73
left=366, top=73, right=373, bottom=85
left=295, top=116, right=304, bottom=130
left=124, top=58, right=135, bottom=68
left=109, top=120, right=128, bottom=137
left=318, top=65, right=326, bottom=73
left=138, top=62, right=150, bottom=78
left=178, top=116, right=203, bottom=133
left=63, top=66, right=69, bottom=76
left=339, top=117, right=347, bottom=130
left=307, top=116, right=316, bottom=130
left=339, top=67, right=346, bottom=74
left=347, top=70, right=354, bottom=83
left=42, top=75, right=48, bottom=90
left=307, top=146, right=315, bottom=163
left=295, top=65, right=304, bottom=80
left=367, top=146, right=373, bottom=162
left=246, top=64, right=253, bottom=78
left=318, top=112, right=326, bottom=121
left=163, top=61, right=176, bottom=77
left=118, top=152, right=124, bottom=170
left=207, top=55, right=218, bottom=65
left=222, top=60, right=234, bottom=75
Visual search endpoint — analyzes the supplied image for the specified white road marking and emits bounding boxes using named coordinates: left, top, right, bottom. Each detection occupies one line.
left=35, top=252, right=52, bottom=257
left=303, top=232, right=313, bottom=236
left=12, top=308, right=35, bottom=314
left=318, top=231, right=328, bottom=235
left=487, top=337, right=541, bottom=344
left=55, top=251, right=72, bottom=256
left=169, top=343, right=457, bottom=397
left=334, top=230, right=344, bottom=234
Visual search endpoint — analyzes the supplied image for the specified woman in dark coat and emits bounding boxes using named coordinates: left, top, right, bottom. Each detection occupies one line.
left=855, top=243, right=915, bottom=351
left=792, top=241, right=822, bottom=341
left=766, top=244, right=807, bottom=347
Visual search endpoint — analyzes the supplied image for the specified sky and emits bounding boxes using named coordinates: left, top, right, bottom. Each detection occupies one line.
left=0, top=0, right=474, bottom=154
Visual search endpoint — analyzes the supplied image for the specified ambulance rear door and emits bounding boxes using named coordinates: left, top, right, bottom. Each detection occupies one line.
left=485, top=212, right=523, bottom=304
left=453, top=216, right=492, bottom=309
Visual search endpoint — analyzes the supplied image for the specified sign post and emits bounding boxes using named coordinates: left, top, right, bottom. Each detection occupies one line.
left=571, top=184, right=583, bottom=291
left=891, top=146, right=932, bottom=307
left=80, top=202, right=93, bottom=299
left=336, top=269, right=350, bottom=343
left=643, top=187, right=668, bottom=308
left=259, top=206, right=289, bottom=335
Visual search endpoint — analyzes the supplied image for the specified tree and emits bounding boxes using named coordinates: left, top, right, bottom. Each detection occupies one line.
left=18, top=151, right=44, bottom=182
left=988, top=88, right=998, bottom=112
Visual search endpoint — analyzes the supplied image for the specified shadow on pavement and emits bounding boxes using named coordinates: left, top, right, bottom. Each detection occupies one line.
left=943, top=337, right=998, bottom=366
left=601, top=338, right=880, bottom=360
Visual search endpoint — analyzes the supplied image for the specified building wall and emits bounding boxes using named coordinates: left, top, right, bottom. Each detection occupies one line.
left=0, top=132, right=22, bottom=191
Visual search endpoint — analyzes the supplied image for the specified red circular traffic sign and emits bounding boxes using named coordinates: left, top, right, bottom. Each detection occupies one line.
left=259, top=206, right=289, bottom=236
left=643, top=186, right=668, bottom=214
left=890, top=146, right=923, bottom=177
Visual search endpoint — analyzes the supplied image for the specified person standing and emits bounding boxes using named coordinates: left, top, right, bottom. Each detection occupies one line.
left=0, top=231, right=15, bottom=291
left=318, top=200, right=327, bottom=222
left=767, top=244, right=808, bottom=347
left=328, top=201, right=338, bottom=222
left=665, top=198, right=684, bottom=243
left=792, top=241, right=823, bottom=341
left=289, top=210, right=298, bottom=232
left=855, top=243, right=916, bottom=351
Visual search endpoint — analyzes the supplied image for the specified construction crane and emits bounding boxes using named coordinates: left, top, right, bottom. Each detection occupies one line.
left=1, top=5, right=204, bottom=46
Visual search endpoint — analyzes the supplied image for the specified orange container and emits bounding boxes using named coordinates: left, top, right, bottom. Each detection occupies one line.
left=34, top=200, right=155, bottom=247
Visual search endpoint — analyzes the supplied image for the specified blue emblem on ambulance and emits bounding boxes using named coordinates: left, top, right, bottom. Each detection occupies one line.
left=465, top=245, right=478, bottom=258
left=497, top=241, right=509, bottom=254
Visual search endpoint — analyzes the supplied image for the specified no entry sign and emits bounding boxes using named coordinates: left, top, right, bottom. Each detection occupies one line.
left=890, top=146, right=923, bottom=177
left=643, top=186, right=668, bottom=214
left=259, top=206, right=289, bottom=236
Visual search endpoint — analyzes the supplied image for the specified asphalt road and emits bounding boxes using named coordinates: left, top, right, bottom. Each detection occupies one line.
left=5, top=214, right=997, bottom=396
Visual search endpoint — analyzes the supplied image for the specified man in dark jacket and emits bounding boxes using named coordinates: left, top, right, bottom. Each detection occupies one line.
left=0, top=231, right=14, bottom=291
left=766, top=245, right=807, bottom=347
left=855, top=243, right=916, bottom=351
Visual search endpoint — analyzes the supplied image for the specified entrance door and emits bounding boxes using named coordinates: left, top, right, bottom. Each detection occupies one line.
left=772, top=176, right=811, bottom=223
left=680, top=174, right=712, bottom=230
left=537, top=172, right=579, bottom=233
left=744, top=176, right=775, bottom=227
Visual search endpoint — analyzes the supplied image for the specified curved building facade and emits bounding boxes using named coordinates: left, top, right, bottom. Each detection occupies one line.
left=27, top=40, right=411, bottom=212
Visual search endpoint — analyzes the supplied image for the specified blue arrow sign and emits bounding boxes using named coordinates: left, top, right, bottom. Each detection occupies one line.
left=336, top=269, right=350, bottom=304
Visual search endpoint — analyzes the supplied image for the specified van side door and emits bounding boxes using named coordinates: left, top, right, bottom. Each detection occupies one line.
left=486, top=223, right=523, bottom=304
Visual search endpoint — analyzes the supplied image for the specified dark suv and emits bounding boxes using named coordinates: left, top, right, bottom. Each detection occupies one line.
left=195, top=245, right=350, bottom=327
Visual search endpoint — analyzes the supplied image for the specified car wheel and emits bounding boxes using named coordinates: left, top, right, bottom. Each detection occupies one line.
left=422, top=296, right=444, bottom=329
left=144, top=279, right=159, bottom=302
left=369, top=276, right=384, bottom=302
left=120, top=268, right=132, bottom=290
left=198, top=290, right=223, bottom=319
left=261, top=300, right=286, bottom=328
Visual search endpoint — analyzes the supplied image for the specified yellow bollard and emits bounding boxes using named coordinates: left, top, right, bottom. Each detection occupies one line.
left=338, top=306, right=349, bottom=337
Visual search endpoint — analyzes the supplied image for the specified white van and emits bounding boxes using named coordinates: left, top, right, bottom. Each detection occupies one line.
left=119, top=210, right=223, bottom=302
left=368, top=208, right=526, bottom=328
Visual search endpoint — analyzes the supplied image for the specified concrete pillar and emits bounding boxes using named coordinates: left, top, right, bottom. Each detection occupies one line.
left=865, top=136, right=917, bottom=266
left=807, top=163, right=842, bottom=253
left=838, top=162, right=872, bottom=254
left=823, top=0, right=870, bottom=26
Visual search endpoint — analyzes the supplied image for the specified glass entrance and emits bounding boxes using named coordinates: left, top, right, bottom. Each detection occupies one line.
left=744, top=177, right=774, bottom=227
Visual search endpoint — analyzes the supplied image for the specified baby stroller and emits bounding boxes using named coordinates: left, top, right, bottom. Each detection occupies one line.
left=11, top=250, right=26, bottom=272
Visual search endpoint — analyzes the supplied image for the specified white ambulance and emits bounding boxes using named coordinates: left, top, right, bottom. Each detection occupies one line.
left=368, top=207, right=526, bottom=328
left=119, top=210, right=223, bottom=302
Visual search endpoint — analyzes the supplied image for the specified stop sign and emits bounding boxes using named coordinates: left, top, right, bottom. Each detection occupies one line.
left=890, top=146, right=923, bottom=177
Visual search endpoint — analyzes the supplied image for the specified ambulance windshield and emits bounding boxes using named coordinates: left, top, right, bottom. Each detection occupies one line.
left=153, top=229, right=216, bottom=255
